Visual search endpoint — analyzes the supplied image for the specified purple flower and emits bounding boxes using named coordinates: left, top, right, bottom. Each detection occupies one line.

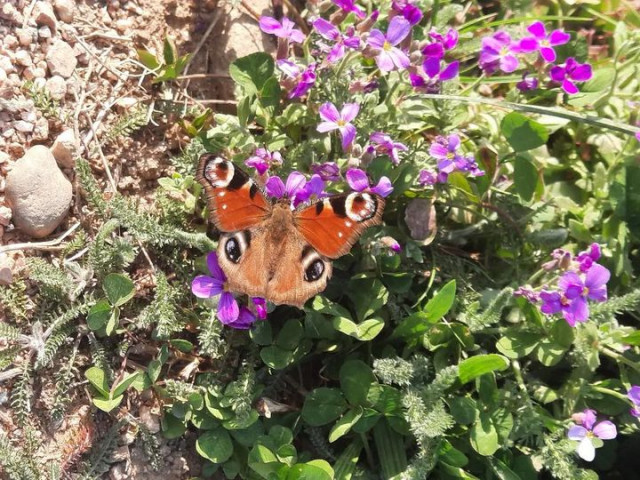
left=245, top=147, right=283, bottom=175
left=410, top=60, right=459, bottom=93
left=367, top=16, right=412, bottom=72
left=428, top=134, right=484, bottom=182
left=391, top=0, right=423, bottom=25
left=418, top=169, right=437, bottom=186
left=368, top=131, right=408, bottom=165
left=265, top=171, right=307, bottom=200
left=516, top=73, right=539, bottom=92
left=514, top=286, right=540, bottom=303
left=575, top=243, right=601, bottom=272
left=568, top=409, right=617, bottom=462
left=422, top=28, right=458, bottom=60
left=313, top=18, right=360, bottom=63
left=628, top=386, right=640, bottom=417
left=550, top=57, right=593, bottom=94
left=311, top=162, right=341, bottom=182
left=518, top=21, right=570, bottom=63
left=381, top=236, right=402, bottom=254
left=479, top=31, right=519, bottom=74
left=348, top=78, right=380, bottom=94
left=332, top=0, right=366, bottom=19
left=295, top=174, right=327, bottom=204
left=252, top=297, right=267, bottom=320
left=317, top=102, right=360, bottom=150
left=259, top=16, right=305, bottom=43
left=346, top=168, right=393, bottom=197
left=277, top=60, right=317, bottom=98
left=192, top=252, right=256, bottom=329
left=542, top=248, right=572, bottom=271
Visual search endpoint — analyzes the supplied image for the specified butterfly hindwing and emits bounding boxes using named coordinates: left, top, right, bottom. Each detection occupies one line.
left=196, top=154, right=270, bottom=232
left=295, top=192, right=385, bottom=259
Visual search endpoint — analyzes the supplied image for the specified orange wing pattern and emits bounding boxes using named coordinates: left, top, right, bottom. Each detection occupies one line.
left=196, top=154, right=270, bottom=232
left=295, top=193, right=385, bottom=259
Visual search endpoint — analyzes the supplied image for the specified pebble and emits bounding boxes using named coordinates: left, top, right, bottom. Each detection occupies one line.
left=15, top=50, right=33, bottom=68
left=32, top=118, right=49, bottom=141
left=45, top=75, right=67, bottom=100
left=3, top=34, right=18, bottom=50
left=38, top=26, right=52, bottom=40
left=16, top=27, right=36, bottom=47
left=0, top=68, right=7, bottom=87
left=0, top=55, right=15, bottom=74
left=54, top=0, right=75, bottom=23
left=5, top=145, right=73, bottom=238
left=138, top=405, right=160, bottom=433
left=33, top=2, right=58, bottom=33
left=46, top=40, right=77, bottom=78
left=0, top=3, right=23, bottom=25
left=0, top=255, right=13, bottom=286
left=14, top=121, right=34, bottom=133
left=51, top=128, right=76, bottom=168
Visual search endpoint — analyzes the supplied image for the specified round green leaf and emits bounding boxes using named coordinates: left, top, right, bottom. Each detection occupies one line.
left=459, top=354, right=509, bottom=384
left=302, top=388, right=347, bottom=426
left=103, top=273, right=135, bottom=307
left=501, top=112, right=549, bottom=152
left=87, top=300, right=112, bottom=331
left=340, top=360, right=376, bottom=406
left=470, top=412, right=499, bottom=456
left=196, top=428, right=233, bottom=464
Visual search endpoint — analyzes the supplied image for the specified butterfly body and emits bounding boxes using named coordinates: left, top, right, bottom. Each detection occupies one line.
left=197, top=154, right=384, bottom=308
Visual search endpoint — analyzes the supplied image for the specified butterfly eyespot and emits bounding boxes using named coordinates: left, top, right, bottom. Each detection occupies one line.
left=345, top=192, right=377, bottom=222
left=225, top=237, right=242, bottom=263
left=304, top=259, right=325, bottom=282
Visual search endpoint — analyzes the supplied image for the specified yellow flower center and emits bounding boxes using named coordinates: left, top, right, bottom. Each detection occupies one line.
left=383, top=41, right=392, bottom=51
left=541, top=39, right=550, bottom=47
left=561, top=295, right=570, bottom=306
left=500, top=46, right=509, bottom=56
left=583, top=287, right=589, bottom=296
left=446, top=152, right=455, bottom=159
left=337, top=119, right=346, bottom=126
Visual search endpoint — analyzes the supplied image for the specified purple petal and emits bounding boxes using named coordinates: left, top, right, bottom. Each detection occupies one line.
left=570, top=64, right=593, bottom=82
left=562, top=79, right=579, bottom=94
left=304, top=174, right=325, bottom=196
left=559, top=272, right=583, bottom=299
left=422, top=43, right=444, bottom=59
left=567, top=425, right=587, bottom=441
left=252, top=297, right=268, bottom=320
left=265, top=176, right=286, bottom=198
left=319, top=102, right=341, bottom=123
left=317, top=121, right=339, bottom=133
left=217, top=292, right=240, bottom=324
left=367, top=29, right=386, bottom=49
left=628, top=386, right=640, bottom=405
left=540, top=291, right=562, bottom=314
left=540, top=46, right=557, bottom=63
left=370, top=131, right=390, bottom=144
left=527, top=21, right=546, bottom=39
left=518, top=37, right=539, bottom=52
left=577, top=437, right=595, bottom=462
left=409, top=72, right=426, bottom=87
left=191, top=275, right=224, bottom=298
left=346, top=168, right=369, bottom=192
left=313, top=18, right=339, bottom=40
left=370, top=176, right=393, bottom=197
left=376, top=51, right=396, bottom=72
left=289, top=29, right=306, bottom=44
left=549, top=30, right=571, bottom=46
left=285, top=171, right=307, bottom=197
left=482, top=37, right=504, bottom=55
left=429, top=142, right=449, bottom=159
left=585, top=263, right=610, bottom=290
left=340, top=123, right=357, bottom=150
left=593, top=421, right=617, bottom=440
left=500, top=54, right=519, bottom=73
left=582, top=409, right=597, bottom=430
left=228, top=306, right=256, bottom=329
left=448, top=134, right=460, bottom=150
left=423, top=56, right=441, bottom=78
left=344, top=35, right=361, bottom=49
left=564, top=297, right=589, bottom=325
left=389, top=47, right=410, bottom=70
left=327, top=43, right=346, bottom=63
left=277, top=59, right=300, bottom=78
left=246, top=157, right=269, bottom=175
left=439, top=61, right=459, bottom=81
left=206, top=251, right=226, bottom=281
left=403, top=5, right=423, bottom=25
left=341, top=103, right=360, bottom=123
left=443, top=28, right=459, bottom=50
left=386, top=16, right=411, bottom=46
left=550, top=65, right=566, bottom=82
left=259, top=16, right=283, bottom=35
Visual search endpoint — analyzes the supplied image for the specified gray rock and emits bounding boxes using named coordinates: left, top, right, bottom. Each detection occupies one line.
left=14, top=120, right=34, bottom=133
left=5, top=145, right=72, bottom=238
left=54, top=0, right=75, bottom=23
left=45, top=75, right=66, bottom=100
left=0, top=3, right=23, bottom=25
left=51, top=128, right=76, bottom=168
left=0, top=206, right=11, bottom=226
left=46, top=40, right=77, bottom=78
left=33, top=2, right=58, bottom=33
left=38, top=26, right=52, bottom=40
left=0, top=255, right=13, bottom=286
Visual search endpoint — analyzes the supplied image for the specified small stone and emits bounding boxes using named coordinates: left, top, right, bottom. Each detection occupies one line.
left=0, top=255, right=14, bottom=286
left=2, top=128, right=15, bottom=139
left=20, top=111, right=37, bottom=123
left=0, top=3, right=23, bottom=25
left=32, top=67, right=46, bottom=78
left=14, top=121, right=34, bottom=133
left=45, top=75, right=66, bottom=100
left=115, top=18, right=133, bottom=33
left=138, top=405, right=160, bottom=433
left=109, top=463, right=128, bottom=480
left=0, top=55, right=15, bottom=74
left=3, top=35, right=18, bottom=50
left=5, top=145, right=73, bottom=238
left=0, top=206, right=11, bottom=226
left=51, top=128, right=76, bottom=168
left=15, top=50, right=33, bottom=68
left=32, top=118, right=49, bottom=141
left=404, top=198, right=437, bottom=244
left=33, top=2, right=58, bottom=33
left=38, top=26, right=52, bottom=39
left=16, top=28, right=36, bottom=47
left=0, top=68, right=7, bottom=87
left=46, top=40, right=77, bottom=78
left=0, top=151, right=9, bottom=164
left=111, top=445, right=129, bottom=462
left=54, top=0, right=75, bottom=22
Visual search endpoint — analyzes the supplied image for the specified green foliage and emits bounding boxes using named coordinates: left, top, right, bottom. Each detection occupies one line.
left=0, top=431, right=40, bottom=480
left=137, top=36, right=191, bottom=83
left=22, top=79, right=60, bottom=118
left=102, top=104, right=148, bottom=144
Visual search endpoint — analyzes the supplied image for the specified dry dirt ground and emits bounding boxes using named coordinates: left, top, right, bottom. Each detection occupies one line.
left=0, top=0, right=283, bottom=478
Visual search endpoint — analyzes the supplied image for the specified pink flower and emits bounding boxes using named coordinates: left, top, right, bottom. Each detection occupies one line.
left=550, top=57, right=593, bottom=94
left=479, top=31, right=519, bottom=74
left=277, top=60, right=317, bottom=98
left=367, top=16, right=411, bottom=72
left=346, top=168, right=393, bottom=197
left=245, top=147, right=283, bottom=175
left=568, top=409, right=617, bottom=462
left=368, top=131, right=408, bottom=165
left=259, top=16, right=305, bottom=43
left=518, top=21, right=570, bottom=63
left=422, top=28, right=458, bottom=60
left=317, top=102, right=360, bottom=150
left=312, top=18, right=360, bottom=63
left=332, top=0, right=366, bottom=19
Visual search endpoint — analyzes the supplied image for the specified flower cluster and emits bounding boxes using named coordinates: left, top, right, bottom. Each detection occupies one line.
left=418, top=134, right=484, bottom=186
left=567, top=409, right=616, bottom=461
left=515, top=243, right=610, bottom=327
left=479, top=22, right=592, bottom=95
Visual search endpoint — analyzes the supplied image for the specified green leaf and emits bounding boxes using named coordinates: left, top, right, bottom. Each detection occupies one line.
left=222, top=410, right=259, bottom=430
left=104, top=308, right=119, bottom=336
left=332, top=317, right=384, bottom=341
left=85, top=366, right=109, bottom=396
left=112, top=371, right=141, bottom=398
left=229, top=52, right=275, bottom=94
left=287, top=462, right=334, bottom=480
left=260, top=345, right=295, bottom=370
left=513, top=156, right=539, bottom=202
left=276, top=319, right=303, bottom=351
left=302, top=388, right=347, bottom=426
left=535, top=341, right=566, bottom=366
left=136, top=49, right=160, bottom=70
left=347, top=277, right=389, bottom=321
left=392, top=311, right=431, bottom=338
left=425, top=279, right=457, bottom=322
left=170, top=339, right=194, bottom=353
left=329, top=407, right=363, bottom=443
left=459, top=354, right=509, bottom=384
left=103, top=273, right=135, bottom=307
left=470, top=412, right=499, bottom=456
left=162, top=413, right=187, bottom=439
left=449, top=397, right=478, bottom=425
left=87, top=299, right=112, bottom=331
left=489, top=458, right=522, bottom=480
left=196, top=428, right=234, bottom=464
left=501, top=112, right=549, bottom=151
left=496, top=331, right=539, bottom=359
left=93, top=395, right=123, bottom=412
left=163, top=37, right=176, bottom=65
left=340, top=360, right=376, bottom=406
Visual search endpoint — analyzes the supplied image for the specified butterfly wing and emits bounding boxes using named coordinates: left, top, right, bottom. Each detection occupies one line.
left=196, top=154, right=270, bottom=232
left=295, top=192, right=385, bottom=259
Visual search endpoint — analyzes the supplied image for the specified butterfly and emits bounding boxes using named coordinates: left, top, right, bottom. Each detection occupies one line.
left=196, top=153, right=385, bottom=308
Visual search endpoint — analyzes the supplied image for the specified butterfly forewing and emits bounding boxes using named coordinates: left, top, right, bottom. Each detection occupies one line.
left=295, top=193, right=385, bottom=259
left=196, top=153, right=270, bottom=232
